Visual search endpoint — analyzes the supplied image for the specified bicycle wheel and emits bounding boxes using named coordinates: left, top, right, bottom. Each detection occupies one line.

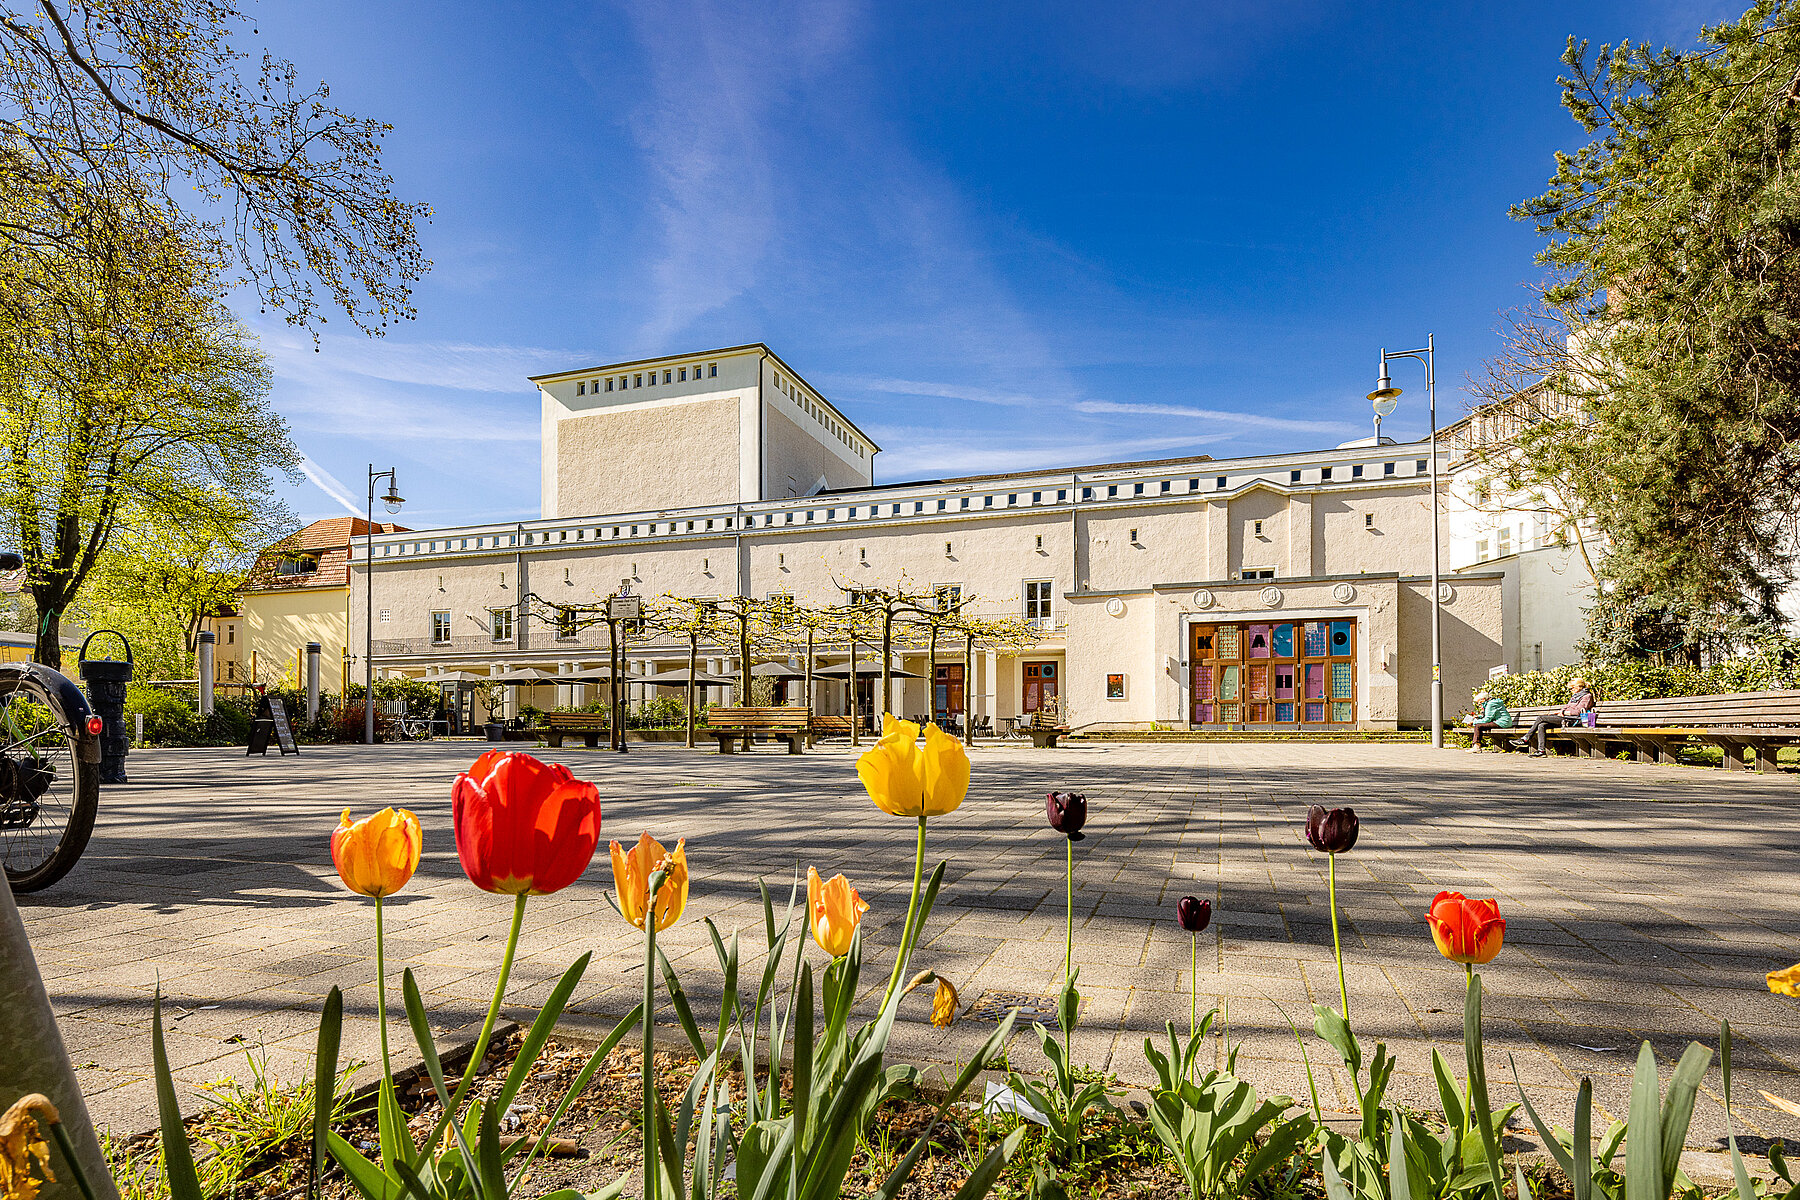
left=0, top=676, right=99, bottom=893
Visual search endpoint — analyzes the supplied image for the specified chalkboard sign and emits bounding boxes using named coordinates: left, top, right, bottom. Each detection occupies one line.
left=248, top=696, right=299, bottom=757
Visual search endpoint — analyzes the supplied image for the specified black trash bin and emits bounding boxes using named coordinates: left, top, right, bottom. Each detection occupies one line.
left=78, top=630, right=133, bottom=785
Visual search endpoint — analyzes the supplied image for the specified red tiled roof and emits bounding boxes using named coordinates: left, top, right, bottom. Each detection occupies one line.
left=248, top=518, right=410, bottom=592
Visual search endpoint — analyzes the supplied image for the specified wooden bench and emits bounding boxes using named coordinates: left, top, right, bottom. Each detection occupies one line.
left=808, top=714, right=856, bottom=746
left=1026, top=711, right=1070, bottom=749
left=543, top=711, right=611, bottom=749
left=1487, top=691, right=1800, bottom=773
left=704, top=706, right=809, bottom=754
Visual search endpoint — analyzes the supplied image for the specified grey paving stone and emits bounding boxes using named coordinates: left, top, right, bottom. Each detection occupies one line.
left=11, top=738, right=1800, bottom=1144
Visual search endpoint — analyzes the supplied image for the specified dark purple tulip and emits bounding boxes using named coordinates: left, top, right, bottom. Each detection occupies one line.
left=1305, top=804, right=1359, bottom=854
left=1045, top=791, right=1087, bottom=841
left=1176, top=896, right=1212, bottom=933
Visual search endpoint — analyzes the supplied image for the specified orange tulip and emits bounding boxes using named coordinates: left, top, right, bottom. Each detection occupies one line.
left=807, top=867, right=868, bottom=958
left=331, top=807, right=421, bottom=898
left=1425, top=890, right=1505, bottom=965
left=1771, top=963, right=1800, bottom=998
left=611, top=832, right=689, bottom=931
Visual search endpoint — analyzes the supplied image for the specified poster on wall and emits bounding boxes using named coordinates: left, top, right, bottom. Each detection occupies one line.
left=1106, top=674, right=1125, bottom=700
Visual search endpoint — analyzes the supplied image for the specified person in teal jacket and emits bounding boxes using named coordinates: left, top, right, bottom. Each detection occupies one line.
left=1460, top=689, right=1514, bottom=752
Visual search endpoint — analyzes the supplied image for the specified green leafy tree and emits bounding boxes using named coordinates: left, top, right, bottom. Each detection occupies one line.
left=0, top=195, right=299, bottom=669
left=1495, top=2, right=1800, bottom=648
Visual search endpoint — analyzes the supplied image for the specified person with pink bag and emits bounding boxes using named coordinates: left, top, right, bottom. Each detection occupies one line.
left=1513, top=677, right=1596, bottom=757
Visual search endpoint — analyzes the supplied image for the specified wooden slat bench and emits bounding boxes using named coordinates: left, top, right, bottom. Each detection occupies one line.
left=808, top=714, right=856, bottom=745
left=704, top=706, right=809, bottom=754
left=1026, top=711, right=1071, bottom=749
left=1488, top=691, right=1800, bottom=773
left=543, top=711, right=611, bottom=749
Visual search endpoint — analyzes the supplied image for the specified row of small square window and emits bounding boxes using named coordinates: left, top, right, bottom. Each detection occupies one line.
left=576, top=363, right=719, bottom=396
left=773, top=370, right=863, bottom=456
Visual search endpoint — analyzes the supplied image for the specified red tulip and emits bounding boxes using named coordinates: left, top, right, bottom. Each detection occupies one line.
left=452, top=751, right=601, bottom=895
left=1425, top=890, right=1505, bottom=965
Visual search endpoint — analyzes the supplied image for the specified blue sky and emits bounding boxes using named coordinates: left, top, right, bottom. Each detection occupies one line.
left=247, top=0, right=1741, bottom=530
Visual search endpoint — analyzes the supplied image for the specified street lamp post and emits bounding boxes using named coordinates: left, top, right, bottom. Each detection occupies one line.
left=1366, top=335, right=1445, bottom=749
left=365, top=467, right=404, bottom=745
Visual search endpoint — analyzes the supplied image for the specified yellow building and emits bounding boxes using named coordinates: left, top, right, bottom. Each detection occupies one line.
left=232, top=518, right=407, bottom=694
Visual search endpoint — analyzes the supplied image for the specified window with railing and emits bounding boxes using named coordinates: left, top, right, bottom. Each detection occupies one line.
left=490, top=606, right=514, bottom=642
left=431, top=611, right=451, bottom=644
left=1024, top=580, right=1052, bottom=622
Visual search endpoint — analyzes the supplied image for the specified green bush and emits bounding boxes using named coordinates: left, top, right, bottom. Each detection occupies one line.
left=124, top=686, right=202, bottom=746
left=1477, top=629, right=1800, bottom=708
left=343, top=676, right=444, bottom=718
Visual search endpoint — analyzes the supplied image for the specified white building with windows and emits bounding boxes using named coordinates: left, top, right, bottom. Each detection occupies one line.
left=352, top=343, right=1514, bottom=732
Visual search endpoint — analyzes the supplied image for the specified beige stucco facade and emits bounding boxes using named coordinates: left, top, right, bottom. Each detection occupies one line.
left=238, top=586, right=349, bottom=693
left=353, top=404, right=1511, bottom=731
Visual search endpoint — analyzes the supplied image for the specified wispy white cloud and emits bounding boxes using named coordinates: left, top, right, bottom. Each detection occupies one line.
left=260, top=325, right=572, bottom=395
left=1071, top=400, right=1358, bottom=435
left=298, top=454, right=364, bottom=516
left=870, top=430, right=1237, bottom=479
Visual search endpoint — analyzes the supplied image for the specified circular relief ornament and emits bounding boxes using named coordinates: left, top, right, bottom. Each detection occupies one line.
left=1437, top=583, right=1456, bottom=605
left=1191, top=589, right=1215, bottom=609
left=1259, top=586, right=1283, bottom=608
left=1104, top=596, right=1126, bottom=618
left=1332, top=582, right=1357, bottom=604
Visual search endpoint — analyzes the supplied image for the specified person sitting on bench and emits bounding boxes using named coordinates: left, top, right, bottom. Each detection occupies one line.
left=1460, top=689, right=1514, bottom=752
left=1514, top=677, right=1594, bottom=757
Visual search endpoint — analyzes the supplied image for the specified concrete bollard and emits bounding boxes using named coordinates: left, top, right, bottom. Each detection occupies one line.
left=197, top=630, right=215, bottom=717
left=305, top=641, right=321, bottom=722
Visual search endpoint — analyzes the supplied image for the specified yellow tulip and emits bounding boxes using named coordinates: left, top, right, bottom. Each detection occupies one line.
left=1771, top=962, right=1800, bottom=998
left=856, top=714, right=969, bottom=817
left=807, top=866, right=868, bottom=958
left=0, top=1094, right=57, bottom=1200
left=611, top=832, right=689, bottom=931
left=330, top=807, right=421, bottom=899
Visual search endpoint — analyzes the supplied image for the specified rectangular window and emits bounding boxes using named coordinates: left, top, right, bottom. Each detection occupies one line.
left=557, top=607, right=578, bottom=639
left=605, top=378, right=613, bottom=391
left=576, top=381, right=585, bottom=395
left=935, top=584, right=962, bottom=612
left=678, top=367, right=686, bottom=381
left=634, top=373, right=643, bottom=387
left=1107, top=485, right=1118, bottom=498
left=1216, top=476, right=1227, bottom=488
left=1417, top=459, right=1428, bottom=472
left=1384, top=462, right=1395, bottom=475
left=1134, top=482, right=1144, bottom=495
left=1291, top=470, right=1301, bottom=483
left=1321, top=466, right=1333, bottom=480
left=431, top=611, right=451, bottom=644
left=1081, top=488, right=1093, bottom=501
left=1024, top=580, right=1053, bottom=621
left=1253, top=520, right=1263, bottom=536
left=490, top=607, right=514, bottom=642
left=1160, top=480, right=1170, bottom=493
left=1239, top=568, right=1276, bottom=580
left=709, top=363, right=717, bottom=377
left=1057, top=490, right=1067, bottom=501
left=663, top=370, right=672, bottom=383
left=1352, top=464, right=1364, bottom=478
left=1497, top=527, right=1512, bottom=556
left=1364, top=512, right=1375, bottom=528
left=1476, top=538, right=1490, bottom=561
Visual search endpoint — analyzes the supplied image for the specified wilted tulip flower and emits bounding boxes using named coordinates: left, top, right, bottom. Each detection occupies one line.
left=453, top=751, right=601, bottom=896
left=1768, top=963, right=1800, bottom=998
left=1045, top=791, right=1087, bottom=841
left=331, top=806, right=421, bottom=898
left=932, top=976, right=961, bottom=1027
left=1176, top=895, right=1212, bottom=933
left=1425, top=891, right=1505, bottom=965
left=1304, top=804, right=1359, bottom=854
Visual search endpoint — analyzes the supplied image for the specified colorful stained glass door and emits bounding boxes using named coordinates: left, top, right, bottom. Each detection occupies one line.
left=1191, top=618, right=1355, bottom=728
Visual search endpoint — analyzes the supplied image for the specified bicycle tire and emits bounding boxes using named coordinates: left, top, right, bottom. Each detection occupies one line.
left=0, top=675, right=100, bottom=893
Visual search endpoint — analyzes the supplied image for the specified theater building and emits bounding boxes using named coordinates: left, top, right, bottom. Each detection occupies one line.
left=350, top=343, right=1510, bottom=732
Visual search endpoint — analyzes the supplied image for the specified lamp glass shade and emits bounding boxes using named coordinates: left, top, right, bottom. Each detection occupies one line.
left=382, top=486, right=405, bottom=514
left=1372, top=393, right=1399, bottom=418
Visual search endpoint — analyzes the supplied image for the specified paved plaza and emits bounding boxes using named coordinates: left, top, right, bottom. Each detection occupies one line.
left=16, top=739, right=1800, bottom=1151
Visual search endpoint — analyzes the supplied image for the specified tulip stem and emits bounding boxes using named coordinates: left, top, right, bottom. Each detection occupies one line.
left=375, top=895, right=392, bottom=1086
left=642, top=872, right=663, bottom=1200
left=1064, top=837, right=1074, bottom=982
left=1462, top=961, right=1474, bottom=1146
left=883, top=815, right=928, bottom=1009
left=1328, top=853, right=1349, bottom=1022
left=448, top=891, right=527, bottom=1118
left=1189, top=931, right=1198, bottom=1042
